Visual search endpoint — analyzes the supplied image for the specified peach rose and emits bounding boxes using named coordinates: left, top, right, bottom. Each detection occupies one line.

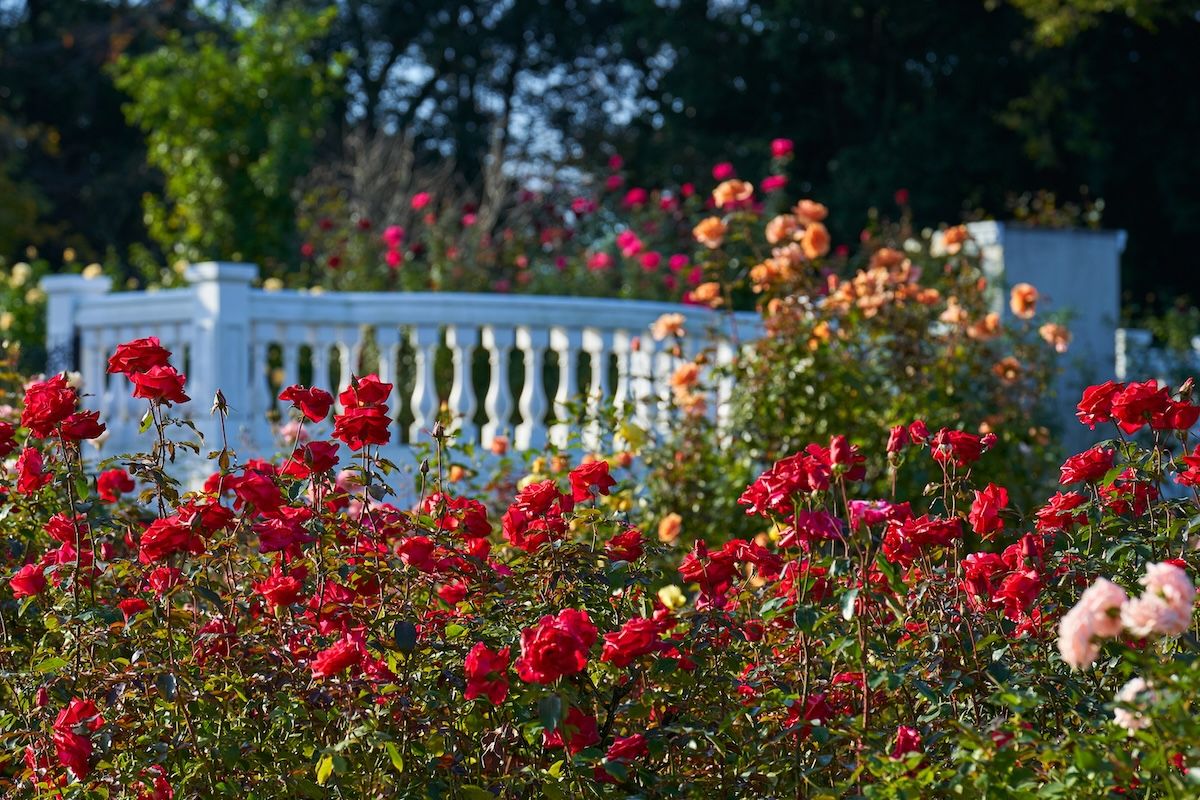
left=688, top=281, right=724, bottom=308
left=794, top=199, right=828, bottom=224
left=712, top=179, right=753, bottom=208
left=658, top=512, right=682, bottom=543
left=651, top=313, right=686, bottom=341
left=765, top=214, right=798, bottom=245
left=943, top=225, right=969, bottom=254
left=1039, top=322, right=1071, bottom=353
left=992, top=356, right=1022, bottom=383
left=800, top=222, right=831, bottom=260
left=693, top=217, right=728, bottom=249
left=490, top=435, right=509, bottom=456
left=968, top=312, right=1002, bottom=341
left=1010, top=283, right=1038, bottom=319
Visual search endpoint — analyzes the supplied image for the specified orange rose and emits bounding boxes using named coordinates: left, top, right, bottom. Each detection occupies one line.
left=800, top=222, right=831, bottom=260
left=692, top=217, right=727, bottom=249
left=765, top=214, right=798, bottom=245
left=992, top=356, right=1022, bottom=382
left=940, top=299, right=968, bottom=326
left=967, top=312, right=1002, bottom=341
left=794, top=199, right=828, bottom=224
left=712, top=179, right=753, bottom=208
left=1010, top=283, right=1038, bottom=319
left=651, top=313, right=685, bottom=341
left=688, top=281, right=724, bottom=308
left=658, top=512, right=682, bottom=544
left=1039, top=322, right=1071, bottom=353
left=670, top=362, right=701, bottom=391
left=943, top=225, right=970, bottom=254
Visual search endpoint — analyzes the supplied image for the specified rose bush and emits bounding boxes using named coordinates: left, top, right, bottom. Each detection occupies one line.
left=1, top=335, right=1199, bottom=797
left=619, top=179, right=1066, bottom=548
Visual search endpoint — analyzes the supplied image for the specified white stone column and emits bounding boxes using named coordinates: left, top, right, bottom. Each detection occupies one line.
left=41, top=274, right=113, bottom=375
left=185, top=262, right=259, bottom=451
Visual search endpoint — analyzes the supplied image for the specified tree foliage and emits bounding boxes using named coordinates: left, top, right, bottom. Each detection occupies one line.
left=110, top=7, right=342, bottom=269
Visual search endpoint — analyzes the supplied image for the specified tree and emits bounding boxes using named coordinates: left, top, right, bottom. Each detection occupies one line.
left=110, top=7, right=341, bottom=271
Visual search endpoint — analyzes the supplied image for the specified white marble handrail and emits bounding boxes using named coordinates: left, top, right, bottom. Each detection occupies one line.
left=42, top=263, right=762, bottom=464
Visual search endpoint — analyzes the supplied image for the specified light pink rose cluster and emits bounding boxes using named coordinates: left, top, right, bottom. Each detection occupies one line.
left=1120, top=562, right=1196, bottom=638
left=1112, top=677, right=1154, bottom=733
left=1057, top=563, right=1195, bottom=670
left=1057, top=578, right=1128, bottom=669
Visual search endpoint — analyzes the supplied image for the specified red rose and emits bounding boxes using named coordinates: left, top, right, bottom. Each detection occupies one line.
left=543, top=706, right=599, bottom=755
left=600, top=616, right=670, bottom=668
left=278, top=384, right=334, bottom=422
left=251, top=509, right=314, bottom=556
left=1075, top=380, right=1122, bottom=428
left=1059, top=447, right=1115, bottom=484
left=0, top=421, right=16, bottom=458
left=605, top=526, right=644, bottom=562
left=129, top=365, right=190, bottom=404
left=1153, top=399, right=1200, bottom=431
left=886, top=424, right=910, bottom=453
left=891, top=725, right=923, bottom=759
left=230, top=469, right=284, bottom=514
left=118, top=597, right=150, bottom=622
left=1178, top=444, right=1200, bottom=487
left=968, top=483, right=1008, bottom=537
left=515, top=479, right=573, bottom=515
left=1110, top=379, right=1170, bottom=433
left=515, top=608, right=597, bottom=684
left=15, top=447, right=52, bottom=494
left=254, top=571, right=306, bottom=611
left=311, top=634, right=363, bottom=678
left=97, top=468, right=135, bottom=502
left=177, top=498, right=235, bottom=535
left=148, top=566, right=182, bottom=596
left=332, top=405, right=392, bottom=450
left=605, top=733, right=648, bottom=762
left=1035, top=491, right=1088, bottom=532
left=21, top=374, right=77, bottom=437
left=138, top=515, right=205, bottom=564
left=569, top=460, right=617, bottom=503
left=930, top=428, right=986, bottom=468
left=60, top=410, right=106, bottom=441
left=45, top=513, right=86, bottom=544
left=337, top=374, right=393, bottom=409
left=994, top=568, right=1042, bottom=620
left=52, top=698, right=104, bottom=780
left=10, top=563, right=47, bottom=598
left=107, top=336, right=171, bottom=375
left=464, top=642, right=510, bottom=705
left=281, top=440, right=340, bottom=479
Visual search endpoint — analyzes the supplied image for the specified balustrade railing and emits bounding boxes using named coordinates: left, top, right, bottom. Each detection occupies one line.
left=42, top=263, right=761, bottom=471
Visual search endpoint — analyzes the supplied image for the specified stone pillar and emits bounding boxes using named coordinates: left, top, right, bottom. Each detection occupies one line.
left=968, top=221, right=1125, bottom=449
left=185, top=262, right=259, bottom=451
left=40, top=274, right=113, bottom=376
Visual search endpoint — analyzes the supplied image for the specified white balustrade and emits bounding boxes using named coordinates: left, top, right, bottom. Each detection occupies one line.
left=41, top=264, right=762, bottom=481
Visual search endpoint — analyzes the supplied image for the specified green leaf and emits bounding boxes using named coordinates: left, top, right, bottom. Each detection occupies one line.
left=315, top=753, right=334, bottom=786
left=840, top=588, right=859, bottom=621
left=459, top=787, right=493, bottom=800
left=393, top=621, right=417, bottom=654
left=33, top=656, right=68, bottom=673
left=139, top=409, right=154, bottom=434
left=538, top=695, right=563, bottom=732
left=384, top=741, right=404, bottom=773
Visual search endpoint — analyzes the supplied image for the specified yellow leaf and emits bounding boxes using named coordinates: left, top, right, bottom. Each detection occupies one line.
left=315, top=753, right=334, bottom=786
